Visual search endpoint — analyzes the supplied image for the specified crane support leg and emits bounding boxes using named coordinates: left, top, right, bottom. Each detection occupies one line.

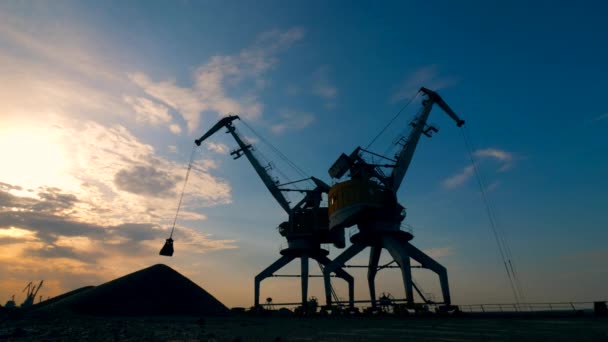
left=314, top=255, right=354, bottom=307
left=405, top=242, right=451, bottom=305
left=254, top=254, right=295, bottom=307
left=322, top=242, right=366, bottom=307
left=368, top=245, right=382, bottom=308
left=383, top=237, right=414, bottom=305
left=301, top=254, right=309, bottom=310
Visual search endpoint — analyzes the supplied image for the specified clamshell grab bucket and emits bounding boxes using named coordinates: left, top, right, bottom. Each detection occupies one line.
left=159, top=238, right=174, bottom=257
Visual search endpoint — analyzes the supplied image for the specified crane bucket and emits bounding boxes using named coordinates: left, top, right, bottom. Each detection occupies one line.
left=159, top=238, right=174, bottom=257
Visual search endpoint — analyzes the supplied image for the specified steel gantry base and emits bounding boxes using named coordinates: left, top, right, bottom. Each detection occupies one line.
left=322, top=232, right=451, bottom=308
left=254, top=247, right=354, bottom=310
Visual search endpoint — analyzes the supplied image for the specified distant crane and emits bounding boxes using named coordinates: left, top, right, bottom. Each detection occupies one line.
left=4, top=295, right=16, bottom=309
left=195, top=115, right=353, bottom=311
left=322, top=87, right=464, bottom=310
left=21, top=280, right=43, bottom=308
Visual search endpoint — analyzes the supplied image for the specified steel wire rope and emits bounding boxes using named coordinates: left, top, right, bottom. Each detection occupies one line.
left=168, top=144, right=198, bottom=239
left=366, top=90, right=420, bottom=149
left=232, top=126, right=296, bottom=203
left=465, top=129, right=527, bottom=307
left=239, top=119, right=311, bottom=192
left=459, top=127, right=523, bottom=305
left=241, top=119, right=310, bottom=180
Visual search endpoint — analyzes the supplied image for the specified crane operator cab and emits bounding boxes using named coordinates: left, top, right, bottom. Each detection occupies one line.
left=327, top=149, right=408, bottom=241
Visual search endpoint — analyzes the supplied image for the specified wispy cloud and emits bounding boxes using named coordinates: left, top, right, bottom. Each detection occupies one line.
left=312, top=66, right=338, bottom=103
left=591, top=113, right=608, bottom=122
left=442, top=165, right=475, bottom=189
left=123, top=96, right=172, bottom=126
left=206, top=142, right=230, bottom=154
left=169, top=123, right=182, bottom=134
left=442, top=148, right=515, bottom=189
left=129, top=27, right=305, bottom=133
left=474, top=148, right=514, bottom=172
left=270, top=110, right=315, bottom=134
left=391, top=65, right=456, bottom=104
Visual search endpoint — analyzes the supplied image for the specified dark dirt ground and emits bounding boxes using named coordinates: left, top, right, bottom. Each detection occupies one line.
left=1, top=314, right=607, bottom=342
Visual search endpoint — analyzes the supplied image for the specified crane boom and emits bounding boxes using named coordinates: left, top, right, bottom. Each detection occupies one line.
left=32, top=280, right=43, bottom=298
left=195, top=116, right=292, bottom=213
left=389, top=88, right=465, bottom=191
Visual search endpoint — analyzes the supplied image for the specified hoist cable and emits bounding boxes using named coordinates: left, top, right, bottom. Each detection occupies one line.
left=467, top=141, right=527, bottom=306
left=366, top=90, right=420, bottom=149
left=459, top=127, right=523, bottom=304
left=168, top=144, right=197, bottom=239
left=485, top=196, right=527, bottom=305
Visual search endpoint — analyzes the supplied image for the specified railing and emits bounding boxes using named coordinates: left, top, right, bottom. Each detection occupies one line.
left=262, top=300, right=603, bottom=315
left=348, top=223, right=414, bottom=239
left=458, top=301, right=599, bottom=313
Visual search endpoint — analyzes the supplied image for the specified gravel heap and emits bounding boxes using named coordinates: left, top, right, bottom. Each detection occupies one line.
left=39, top=264, right=228, bottom=316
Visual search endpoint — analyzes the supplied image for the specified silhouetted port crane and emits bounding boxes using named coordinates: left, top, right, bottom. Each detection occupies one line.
left=195, top=115, right=353, bottom=310
left=21, top=280, right=43, bottom=308
left=322, top=87, right=464, bottom=310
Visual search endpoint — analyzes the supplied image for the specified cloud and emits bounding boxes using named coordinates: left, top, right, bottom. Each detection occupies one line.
left=0, top=12, right=242, bottom=304
left=591, top=113, right=608, bottom=122
left=114, top=165, right=181, bottom=197
left=270, top=110, right=315, bottom=134
left=442, top=148, right=515, bottom=189
left=312, top=66, right=338, bottom=100
left=0, top=182, right=237, bottom=297
left=442, top=165, right=475, bottom=189
left=129, top=27, right=305, bottom=133
left=206, top=142, right=230, bottom=154
left=169, top=123, right=182, bottom=134
left=0, top=11, right=122, bottom=85
left=474, top=148, right=514, bottom=172
left=391, top=65, right=457, bottom=103
left=123, top=96, right=172, bottom=126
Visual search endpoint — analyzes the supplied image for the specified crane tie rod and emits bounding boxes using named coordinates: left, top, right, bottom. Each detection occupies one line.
left=366, top=90, right=420, bottom=149
left=240, top=118, right=310, bottom=180
left=168, top=144, right=197, bottom=239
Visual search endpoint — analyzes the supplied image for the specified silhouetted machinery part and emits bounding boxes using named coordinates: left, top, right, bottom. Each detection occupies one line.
left=194, top=115, right=353, bottom=311
left=378, top=292, right=394, bottom=313
left=322, top=87, right=464, bottom=310
left=159, top=238, right=174, bottom=257
left=21, top=280, right=43, bottom=308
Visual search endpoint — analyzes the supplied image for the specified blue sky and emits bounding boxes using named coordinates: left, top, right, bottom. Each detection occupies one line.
left=0, top=0, right=606, bottom=307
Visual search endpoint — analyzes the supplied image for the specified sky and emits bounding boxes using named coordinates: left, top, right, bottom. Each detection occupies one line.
left=0, top=0, right=607, bottom=308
